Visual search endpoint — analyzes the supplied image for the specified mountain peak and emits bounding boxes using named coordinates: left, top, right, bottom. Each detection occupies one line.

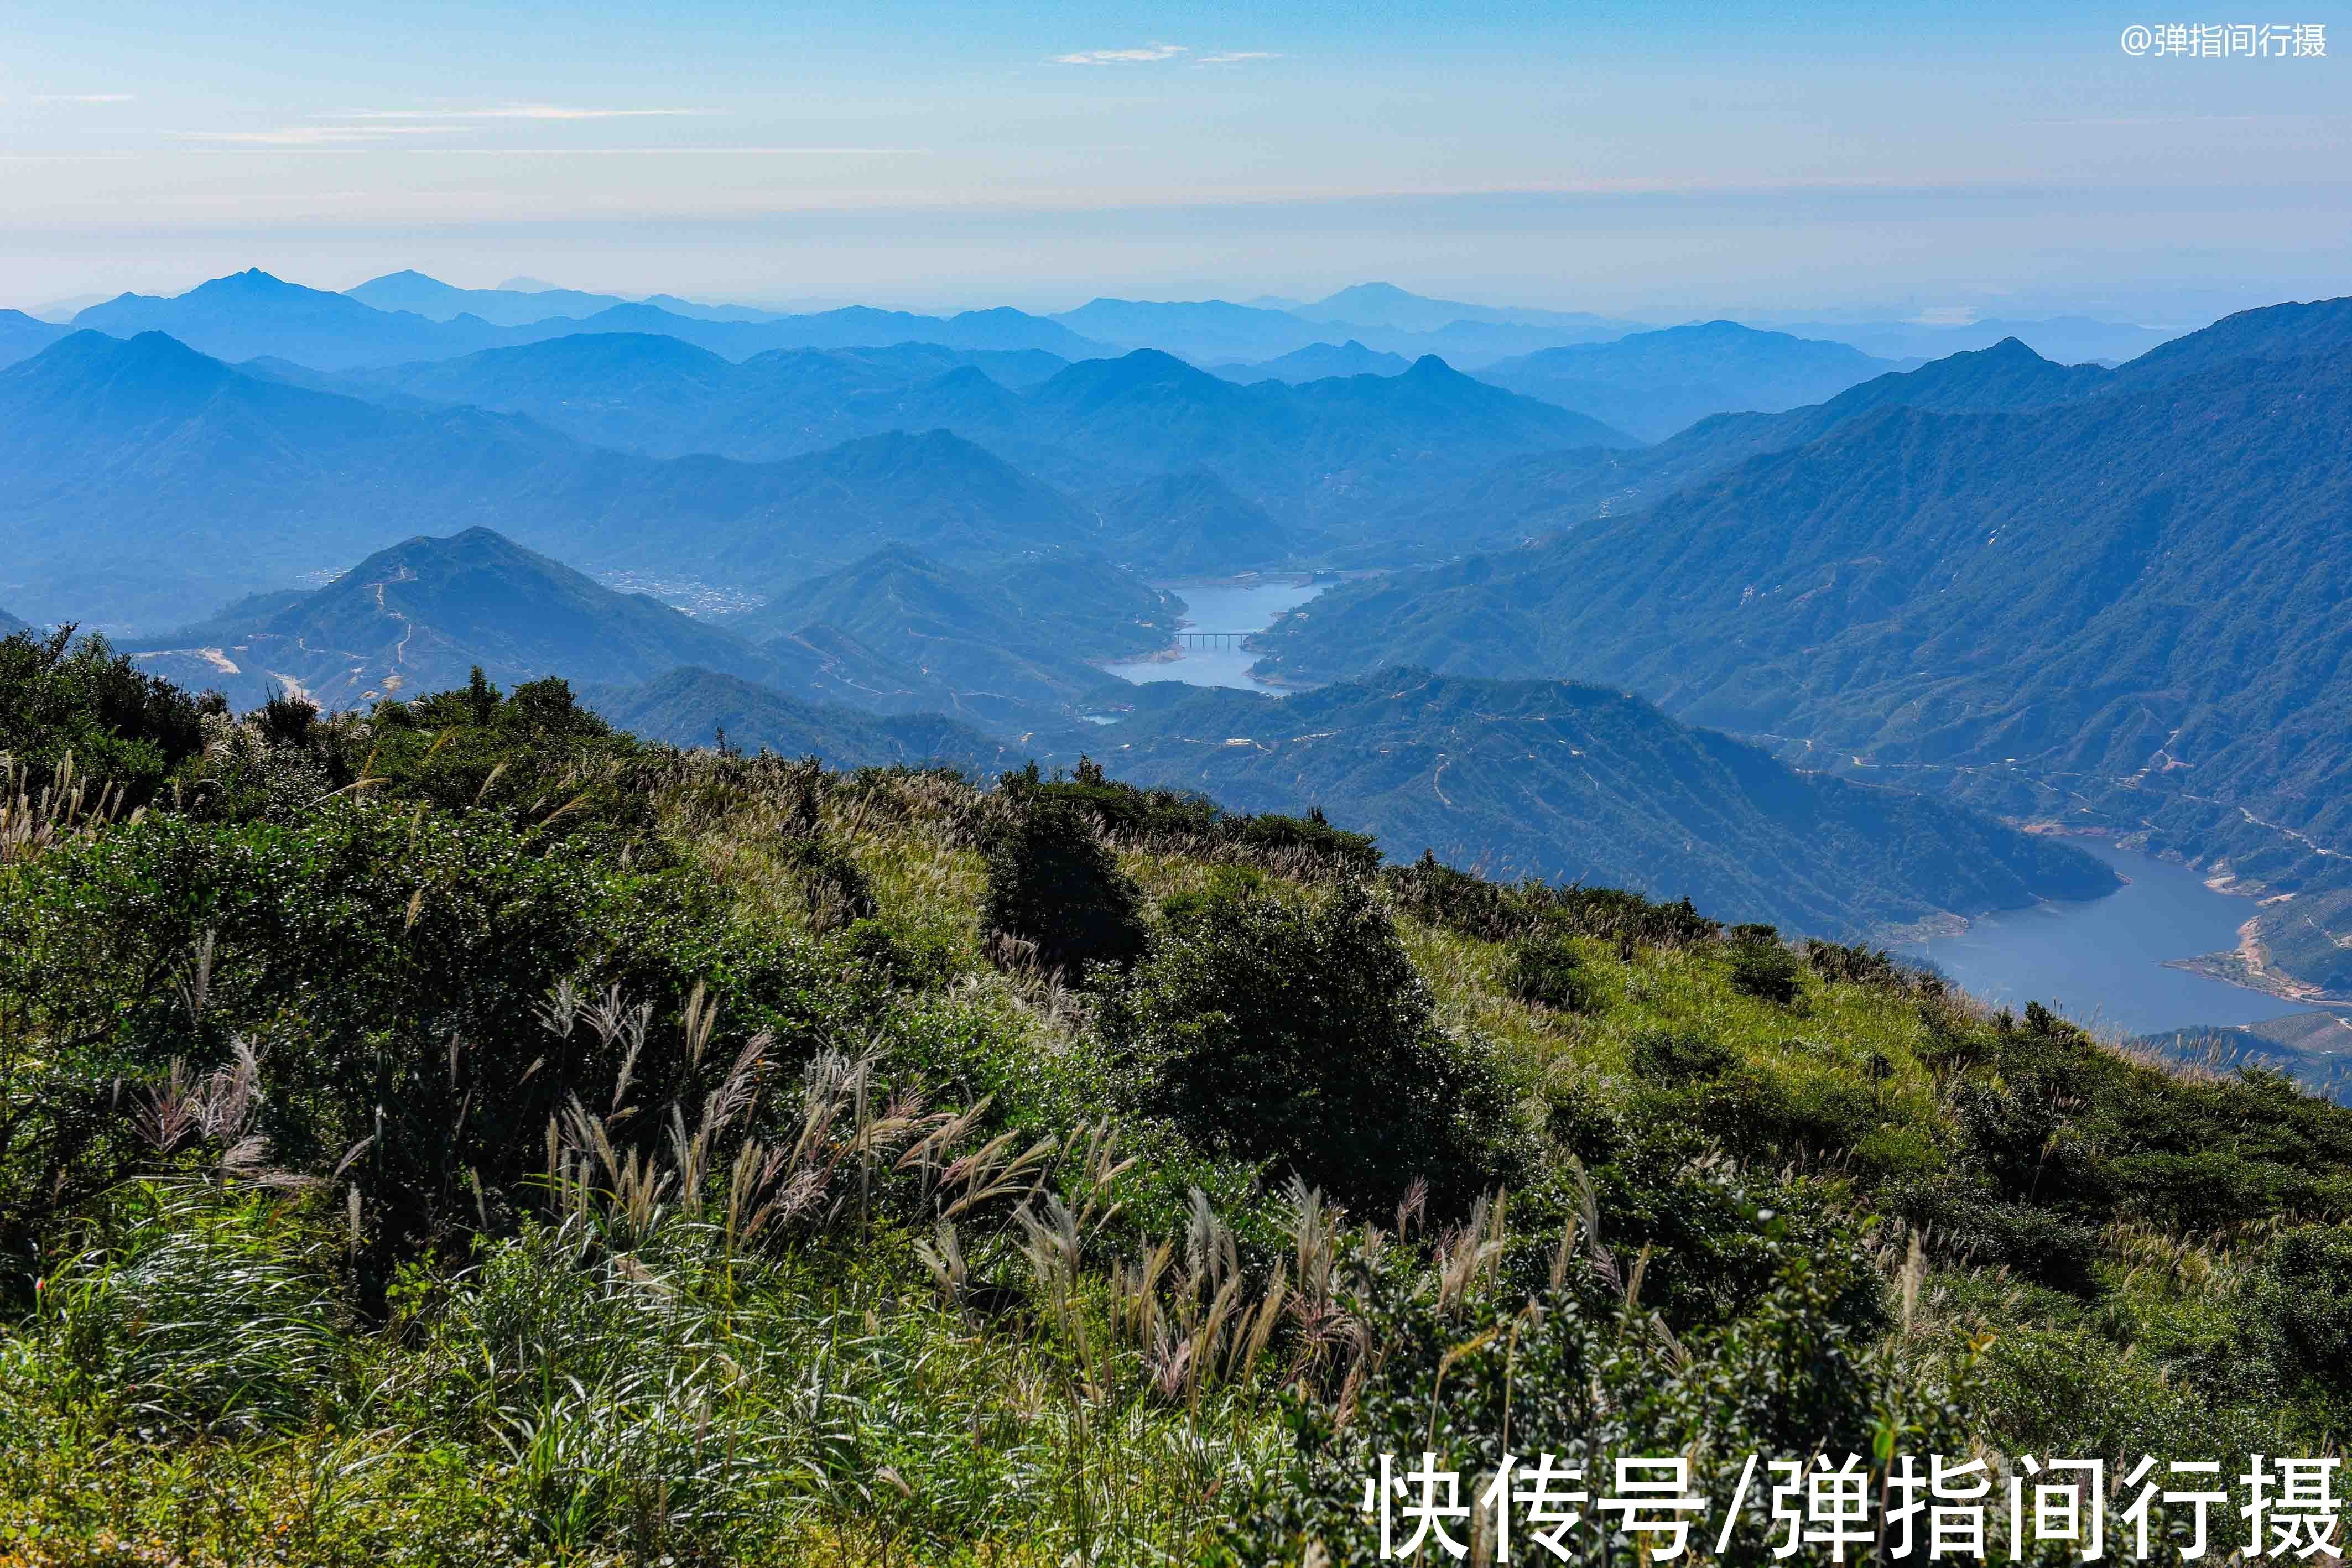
left=191, top=268, right=307, bottom=299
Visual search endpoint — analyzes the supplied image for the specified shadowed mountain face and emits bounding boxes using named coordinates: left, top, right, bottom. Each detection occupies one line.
left=0, top=334, right=1104, bottom=627
left=580, top=666, right=1033, bottom=779
left=726, top=545, right=1177, bottom=715
left=1354, top=333, right=2140, bottom=560
left=315, top=334, right=1070, bottom=459
left=1095, top=471, right=1292, bottom=574
left=1258, top=305, right=2352, bottom=903
left=1475, top=321, right=1902, bottom=441
left=1095, top=669, right=2116, bottom=936
left=0, top=310, right=70, bottom=370
left=0, top=606, right=25, bottom=635
left=127, top=529, right=774, bottom=711
left=997, top=350, right=1640, bottom=531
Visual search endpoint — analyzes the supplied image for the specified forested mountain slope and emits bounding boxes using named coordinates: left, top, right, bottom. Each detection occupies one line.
left=1098, top=669, right=2116, bottom=935
left=1261, top=343, right=2352, bottom=906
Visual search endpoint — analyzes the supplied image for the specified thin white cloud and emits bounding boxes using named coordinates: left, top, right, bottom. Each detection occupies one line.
left=35, top=92, right=137, bottom=103
left=331, top=105, right=709, bottom=121
left=181, top=126, right=463, bottom=145
left=1049, top=44, right=1187, bottom=65
left=1198, top=52, right=1281, bottom=65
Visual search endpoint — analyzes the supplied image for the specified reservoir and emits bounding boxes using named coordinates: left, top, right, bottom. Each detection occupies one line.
left=1896, top=838, right=2313, bottom=1039
left=1101, top=577, right=1327, bottom=694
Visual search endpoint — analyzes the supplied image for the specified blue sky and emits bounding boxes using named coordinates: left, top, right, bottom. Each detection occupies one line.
left=2, top=0, right=2344, bottom=317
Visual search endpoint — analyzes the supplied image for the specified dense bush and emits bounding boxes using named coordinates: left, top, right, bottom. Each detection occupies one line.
left=2246, top=1223, right=2352, bottom=1407
left=979, top=794, right=1149, bottom=976
left=1103, top=880, right=1525, bottom=1213
left=0, top=628, right=222, bottom=801
left=1728, top=926, right=1805, bottom=1004
left=1504, top=929, right=1606, bottom=1013
left=0, top=800, right=866, bottom=1295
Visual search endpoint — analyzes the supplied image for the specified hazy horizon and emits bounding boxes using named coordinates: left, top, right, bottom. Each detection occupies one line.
left=5, top=1, right=2342, bottom=320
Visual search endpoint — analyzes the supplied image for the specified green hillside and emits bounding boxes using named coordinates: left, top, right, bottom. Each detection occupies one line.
left=5, top=634, right=2352, bottom=1565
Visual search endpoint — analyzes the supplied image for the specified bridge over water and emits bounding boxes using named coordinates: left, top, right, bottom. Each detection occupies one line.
left=1173, top=631, right=1251, bottom=650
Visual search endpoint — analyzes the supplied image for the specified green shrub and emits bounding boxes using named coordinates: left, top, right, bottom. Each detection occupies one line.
left=1103, top=881, right=1523, bottom=1213
left=979, top=796, right=1148, bottom=977
left=2248, top=1224, right=2352, bottom=1405
left=1630, top=1029, right=1737, bottom=1083
left=0, top=628, right=221, bottom=801
left=1729, top=931, right=1804, bottom=1004
left=1503, top=930, right=1606, bottom=1013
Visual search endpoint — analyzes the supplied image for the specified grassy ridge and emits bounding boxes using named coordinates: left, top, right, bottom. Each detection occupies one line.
left=2, top=634, right=2350, bottom=1565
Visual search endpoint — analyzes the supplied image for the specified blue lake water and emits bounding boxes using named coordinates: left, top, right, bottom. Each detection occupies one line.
left=1897, top=837, right=2309, bottom=1038
left=1100, top=578, right=1327, bottom=694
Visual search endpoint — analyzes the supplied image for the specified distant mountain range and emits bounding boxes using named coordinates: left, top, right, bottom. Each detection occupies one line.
left=1769, top=315, right=2184, bottom=366
left=985, top=350, right=1638, bottom=529
left=1353, top=336, right=2136, bottom=561
left=0, top=329, right=1637, bottom=626
left=1474, top=320, right=1906, bottom=442
left=0, top=605, right=26, bottom=635
left=67, top=509, right=2126, bottom=939
left=120, top=527, right=1183, bottom=738
left=1100, top=669, right=2115, bottom=935
left=1292, top=282, right=1631, bottom=335
left=294, top=334, right=1068, bottom=460
left=1257, top=297, right=2352, bottom=955
left=0, top=333, right=1113, bottom=626
left=1213, top=340, right=1411, bottom=383
left=1092, top=471, right=1293, bottom=573
left=345, top=270, right=788, bottom=328
left=1050, top=293, right=1637, bottom=367
left=69, top=270, right=1111, bottom=371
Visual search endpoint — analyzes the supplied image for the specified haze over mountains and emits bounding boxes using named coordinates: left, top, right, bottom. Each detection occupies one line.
left=0, top=329, right=1634, bottom=626
left=16, top=260, right=2345, bottom=964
